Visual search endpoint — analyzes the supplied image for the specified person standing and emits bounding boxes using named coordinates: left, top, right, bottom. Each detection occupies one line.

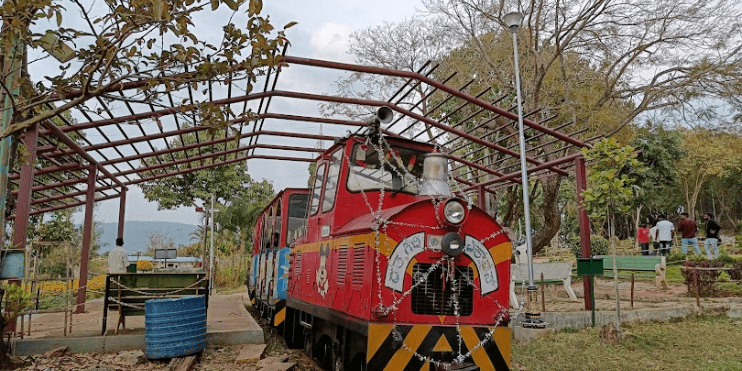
left=637, top=223, right=651, bottom=256
left=677, top=212, right=701, bottom=256
left=108, top=241, right=128, bottom=273
left=654, top=215, right=675, bottom=256
left=649, top=223, right=659, bottom=255
left=703, top=212, right=721, bottom=259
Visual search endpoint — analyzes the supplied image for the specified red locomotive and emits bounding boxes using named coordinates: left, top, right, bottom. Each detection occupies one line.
left=249, top=108, right=512, bottom=371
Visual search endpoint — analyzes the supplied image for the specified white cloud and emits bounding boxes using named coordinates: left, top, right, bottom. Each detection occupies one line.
left=310, top=23, right=355, bottom=62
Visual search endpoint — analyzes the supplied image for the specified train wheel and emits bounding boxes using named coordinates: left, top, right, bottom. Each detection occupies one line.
left=315, top=335, right=333, bottom=369
left=303, top=332, right=313, bottom=358
left=348, top=353, right=366, bottom=371
left=332, top=349, right=344, bottom=371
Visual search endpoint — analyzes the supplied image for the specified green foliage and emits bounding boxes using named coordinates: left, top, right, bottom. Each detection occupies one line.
left=568, top=234, right=609, bottom=257
left=1, top=0, right=295, bottom=138
left=582, top=138, right=646, bottom=230
left=1, top=284, right=32, bottom=321
left=28, top=210, right=79, bottom=245
left=140, top=130, right=273, bottom=209
left=630, top=127, right=686, bottom=214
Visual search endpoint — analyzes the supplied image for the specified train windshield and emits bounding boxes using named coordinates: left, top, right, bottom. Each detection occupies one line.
left=347, top=143, right=426, bottom=194
left=286, top=193, right=309, bottom=245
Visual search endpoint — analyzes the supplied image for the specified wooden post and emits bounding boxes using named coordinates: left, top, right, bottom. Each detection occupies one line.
left=540, top=272, right=545, bottom=312
left=575, top=156, right=593, bottom=310
left=695, top=269, right=701, bottom=308
left=630, top=274, right=635, bottom=308
left=64, top=244, right=69, bottom=337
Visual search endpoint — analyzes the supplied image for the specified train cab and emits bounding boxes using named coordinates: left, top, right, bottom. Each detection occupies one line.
left=279, top=114, right=512, bottom=371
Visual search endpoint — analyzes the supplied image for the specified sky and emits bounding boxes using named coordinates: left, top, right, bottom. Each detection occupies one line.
left=68, top=0, right=426, bottom=227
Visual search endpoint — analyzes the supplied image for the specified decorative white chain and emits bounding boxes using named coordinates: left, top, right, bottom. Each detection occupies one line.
left=341, top=133, right=516, bottom=367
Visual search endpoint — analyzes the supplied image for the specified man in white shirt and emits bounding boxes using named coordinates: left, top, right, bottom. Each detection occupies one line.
left=649, top=224, right=659, bottom=255
left=108, top=241, right=128, bottom=274
left=654, top=215, right=675, bottom=256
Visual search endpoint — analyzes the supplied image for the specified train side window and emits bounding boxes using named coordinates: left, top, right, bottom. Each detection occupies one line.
left=322, top=149, right=343, bottom=213
left=309, top=163, right=327, bottom=215
left=286, top=193, right=309, bottom=245
left=273, top=201, right=282, bottom=248
left=262, top=210, right=272, bottom=251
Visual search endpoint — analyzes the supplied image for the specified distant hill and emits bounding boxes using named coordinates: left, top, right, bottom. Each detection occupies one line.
left=98, top=221, right=200, bottom=254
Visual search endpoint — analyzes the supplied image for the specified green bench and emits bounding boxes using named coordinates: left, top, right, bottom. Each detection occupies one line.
left=594, top=255, right=667, bottom=288
left=102, top=272, right=209, bottom=335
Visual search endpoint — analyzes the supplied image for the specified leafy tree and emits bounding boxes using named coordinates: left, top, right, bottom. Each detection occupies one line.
left=216, top=184, right=273, bottom=254
left=630, top=126, right=686, bottom=216
left=25, top=209, right=105, bottom=278
left=337, top=0, right=742, bottom=252
left=707, top=166, right=742, bottom=233
left=582, top=138, right=646, bottom=338
left=675, top=128, right=742, bottom=218
left=583, top=138, right=645, bottom=232
left=0, top=0, right=293, bottom=138
left=139, top=129, right=272, bottom=209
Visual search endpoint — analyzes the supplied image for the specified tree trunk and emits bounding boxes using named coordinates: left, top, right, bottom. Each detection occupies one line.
left=531, top=175, right=564, bottom=254
left=634, top=205, right=642, bottom=249
left=610, top=208, right=622, bottom=338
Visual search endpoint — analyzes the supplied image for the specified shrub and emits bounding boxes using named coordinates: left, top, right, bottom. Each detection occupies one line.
left=136, top=260, right=154, bottom=272
left=568, top=234, right=609, bottom=257
left=666, top=252, right=687, bottom=264
left=681, top=260, right=725, bottom=296
left=729, top=261, right=742, bottom=281
left=713, top=253, right=737, bottom=265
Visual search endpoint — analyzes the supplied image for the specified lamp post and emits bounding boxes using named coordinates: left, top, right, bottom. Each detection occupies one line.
left=503, top=11, right=543, bottom=328
left=208, top=194, right=219, bottom=295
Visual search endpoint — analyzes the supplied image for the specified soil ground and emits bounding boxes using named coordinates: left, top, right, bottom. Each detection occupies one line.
left=5, top=275, right=741, bottom=370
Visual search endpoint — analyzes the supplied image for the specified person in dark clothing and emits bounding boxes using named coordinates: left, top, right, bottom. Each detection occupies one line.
left=703, top=212, right=721, bottom=259
left=677, top=212, right=700, bottom=255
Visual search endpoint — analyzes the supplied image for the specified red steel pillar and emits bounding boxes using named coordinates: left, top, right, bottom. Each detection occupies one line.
left=116, top=188, right=126, bottom=247
left=12, top=124, right=38, bottom=249
left=575, top=156, right=593, bottom=310
left=76, top=164, right=97, bottom=313
left=477, top=186, right=486, bottom=210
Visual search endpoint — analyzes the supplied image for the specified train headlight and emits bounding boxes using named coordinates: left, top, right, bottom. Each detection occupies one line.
left=442, top=232, right=464, bottom=257
left=443, top=199, right=466, bottom=225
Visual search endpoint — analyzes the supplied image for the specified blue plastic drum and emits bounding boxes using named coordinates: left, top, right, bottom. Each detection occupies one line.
left=145, top=296, right=207, bottom=359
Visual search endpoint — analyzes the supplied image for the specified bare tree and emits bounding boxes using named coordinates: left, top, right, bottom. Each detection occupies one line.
left=422, top=0, right=742, bottom=250
left=320, top=16, right=451, bottom=140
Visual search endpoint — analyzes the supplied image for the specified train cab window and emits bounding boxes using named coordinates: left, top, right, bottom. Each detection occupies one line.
left=322, top=150, right=343, bottom=212
left=347, top=143, right=426, bottom=194
left=286, top=193, right=309, bottom=245
left=309, top=163, right=327, bottom=215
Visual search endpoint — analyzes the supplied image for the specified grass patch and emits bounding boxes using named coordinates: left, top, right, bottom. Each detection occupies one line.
left=512, top=314, right=742, bottom=371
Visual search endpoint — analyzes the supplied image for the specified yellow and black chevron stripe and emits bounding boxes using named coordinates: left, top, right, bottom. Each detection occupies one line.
left=273, top=300, right=287, bottom=327
left=367, top=323, right=510, bottom=371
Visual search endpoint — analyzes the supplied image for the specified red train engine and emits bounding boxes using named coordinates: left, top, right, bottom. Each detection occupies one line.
left=250, top=108, right=512, bottom=371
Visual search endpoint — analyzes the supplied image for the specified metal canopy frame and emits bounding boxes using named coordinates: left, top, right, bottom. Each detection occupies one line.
left=9, top=54, right=592, bottom=221
left=6, top=52, right=597, bottom=313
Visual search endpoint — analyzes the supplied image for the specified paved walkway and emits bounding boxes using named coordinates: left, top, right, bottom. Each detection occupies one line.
left=513, top=276, right=742, bottom=313
left=10, top=291, right=264, bottom=356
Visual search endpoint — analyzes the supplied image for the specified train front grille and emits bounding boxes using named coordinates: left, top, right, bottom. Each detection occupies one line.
left=411, top=263, right=473, bottom=316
